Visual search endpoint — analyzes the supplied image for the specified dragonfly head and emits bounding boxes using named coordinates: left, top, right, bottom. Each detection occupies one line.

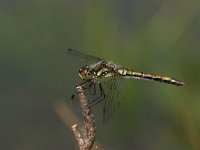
left=79, top=65, right=91, bottom=80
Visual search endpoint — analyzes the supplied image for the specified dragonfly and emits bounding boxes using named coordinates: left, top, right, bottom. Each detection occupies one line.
left=68, top=48, right=184, bottom=123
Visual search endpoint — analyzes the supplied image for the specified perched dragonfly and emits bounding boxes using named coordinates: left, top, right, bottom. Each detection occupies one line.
left=68, top=48, right=184, bottom=123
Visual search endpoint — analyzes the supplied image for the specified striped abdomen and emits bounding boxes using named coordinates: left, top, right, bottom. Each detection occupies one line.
left=115, top=67, right=184, bottom=86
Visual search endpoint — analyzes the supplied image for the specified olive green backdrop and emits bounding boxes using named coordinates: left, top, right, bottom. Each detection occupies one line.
left=1, top=0, right=200, bottom=149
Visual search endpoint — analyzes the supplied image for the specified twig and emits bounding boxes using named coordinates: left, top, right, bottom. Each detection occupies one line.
left=71, top=85, right=96, bottom=150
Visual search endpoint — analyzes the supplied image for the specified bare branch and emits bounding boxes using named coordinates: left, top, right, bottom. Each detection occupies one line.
left=72, top=85, right=96, bottom=150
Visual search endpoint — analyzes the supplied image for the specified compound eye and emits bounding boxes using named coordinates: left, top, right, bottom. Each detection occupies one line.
left=84, top=69, right=88, bottom=74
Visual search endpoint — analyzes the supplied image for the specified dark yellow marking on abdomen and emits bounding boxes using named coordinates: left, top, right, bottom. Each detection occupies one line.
left=116, top=67, right=184, bottom=86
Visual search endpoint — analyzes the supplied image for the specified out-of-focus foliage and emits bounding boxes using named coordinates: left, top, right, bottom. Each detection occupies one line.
left=1, top=0, right=200, bottom=149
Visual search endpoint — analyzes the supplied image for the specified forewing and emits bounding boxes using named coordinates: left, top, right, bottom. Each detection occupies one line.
left=67, top=48, right=103, bottom=66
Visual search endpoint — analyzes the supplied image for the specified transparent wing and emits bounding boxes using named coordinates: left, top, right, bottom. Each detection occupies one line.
left=100, top=77, right=125, bottom=123
left=67, top=48, right=103, bottom=66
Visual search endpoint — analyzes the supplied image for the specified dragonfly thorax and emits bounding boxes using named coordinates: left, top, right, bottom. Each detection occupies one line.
left=79, top=62, right=116, bottom=81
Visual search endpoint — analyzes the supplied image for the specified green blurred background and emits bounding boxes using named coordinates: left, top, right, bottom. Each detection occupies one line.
left=1, top=0, right=200, bottom=149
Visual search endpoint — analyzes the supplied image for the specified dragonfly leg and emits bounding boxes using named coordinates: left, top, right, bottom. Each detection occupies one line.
left=89, top=82, right=105, bottom=106
left=70, top=81, right=92, bottom=100
left=80, top=81, right=92, bottom=89
left=71, top=81, right=105, bottom=107
left=81, top=81, right=98, bottom=97
left=92, top=81, right=96, bottom=95
left=85, top=81, right=97, bottom=96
